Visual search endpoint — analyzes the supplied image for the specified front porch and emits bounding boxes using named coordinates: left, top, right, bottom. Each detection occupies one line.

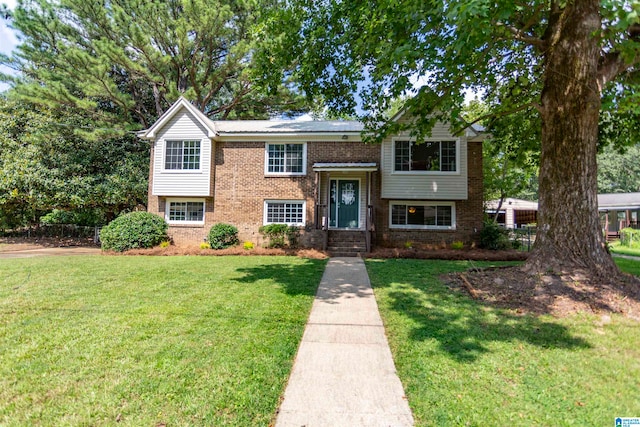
left=312, top=163, right=378, bottom=254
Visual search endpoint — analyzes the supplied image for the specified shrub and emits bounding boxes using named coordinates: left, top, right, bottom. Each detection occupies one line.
left=200, top=242, right=211, bottom=249
left=40, top=209, right=106, bottom=227
left=479, top=220, right=511, bottom=250
left=208, top=223, right=239, bottom=249
left=451, top=241, right=464, bottom=250
left=620, top=228, right=640, bottom=247
left=243, top=241, right=254, bottom=250
left=259, top=224, right=300, bottom=248
left=160, top=240, right=170, bottom=248
left=100, top=212, right=168, bottom=252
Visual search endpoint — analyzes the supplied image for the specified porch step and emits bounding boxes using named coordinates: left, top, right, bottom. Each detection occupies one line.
left=327, top=231, right=368, bottom=257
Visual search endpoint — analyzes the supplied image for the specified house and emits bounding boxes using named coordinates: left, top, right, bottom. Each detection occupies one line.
left=138, top=97, right=486, bottom=253
left=485, top=198, right=538, bottom=229
left=599, top=192, right=640, bottom=238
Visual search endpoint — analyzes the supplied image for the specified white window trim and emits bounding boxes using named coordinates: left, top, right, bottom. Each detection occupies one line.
left=165, top=198, right=206, bottom=225
left=389, top=200, right=456, bottom=230
left=263, top=200, right=306, bottom=226
left=264, top=142, right=307, bottom=176
left=161, top=139, right=203, bottom=173
left=391, top=138, right=460, bottom=176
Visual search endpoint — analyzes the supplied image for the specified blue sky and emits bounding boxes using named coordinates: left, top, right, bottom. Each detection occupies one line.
left=0, top=0, right=19, bottom=93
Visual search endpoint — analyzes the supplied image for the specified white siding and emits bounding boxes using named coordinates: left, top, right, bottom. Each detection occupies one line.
left=381, top=121, right=468, bottom=200
left=151, top=110, right=212, bottom=196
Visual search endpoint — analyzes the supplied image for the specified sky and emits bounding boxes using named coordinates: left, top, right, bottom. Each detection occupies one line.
left=0, top=0, right=19, bottom=92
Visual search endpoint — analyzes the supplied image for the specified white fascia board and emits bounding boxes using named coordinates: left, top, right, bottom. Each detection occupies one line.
left=139, top=97, right=217, bottom=139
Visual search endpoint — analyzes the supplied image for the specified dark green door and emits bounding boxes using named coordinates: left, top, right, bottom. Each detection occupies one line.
left=330, top=179, right=360, bottom=228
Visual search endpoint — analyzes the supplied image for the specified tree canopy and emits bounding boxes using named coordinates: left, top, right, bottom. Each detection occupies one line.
left=258, top=0, right=640, bottom=277
left=1, top=0, right=307, bottom=135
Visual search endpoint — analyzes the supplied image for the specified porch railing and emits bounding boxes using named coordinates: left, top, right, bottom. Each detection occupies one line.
left=315, top=203, right=329, bottom=250
left=366, top=205, right=375, bottom=253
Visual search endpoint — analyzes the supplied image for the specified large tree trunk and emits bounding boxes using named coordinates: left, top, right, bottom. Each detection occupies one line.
left=525, top=0, right=619, bottom=278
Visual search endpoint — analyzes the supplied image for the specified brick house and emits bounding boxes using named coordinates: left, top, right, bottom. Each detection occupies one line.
left=138, top=97, right=485, bottom=253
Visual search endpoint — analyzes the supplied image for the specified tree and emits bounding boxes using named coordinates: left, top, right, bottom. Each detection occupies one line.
left=0, top=99, right=148, bottom=227
left=258, top=0, right=640, bottom=278
left=1, top=0, right=307, bottom=135
left=598, top=144, right=640, bottom=193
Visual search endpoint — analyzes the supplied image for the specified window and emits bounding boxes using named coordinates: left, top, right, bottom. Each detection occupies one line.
left=390, top=202, right=455, bottom=229
left=166, top=199, right=205, bottom=224
left=264, top=201, right=305, bottom=225
left=165, top=140, right=201, bottom=170
left=394, top=140, right=456, bottom=172
left=265, top=143, right=306, bottom=175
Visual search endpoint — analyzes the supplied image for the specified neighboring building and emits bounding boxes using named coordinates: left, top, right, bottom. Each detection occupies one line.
left=598, top=192, right=640, bottom=238
left=485, top=198, right=538, bottom=229
left=138, top=97, right=486, bottom=253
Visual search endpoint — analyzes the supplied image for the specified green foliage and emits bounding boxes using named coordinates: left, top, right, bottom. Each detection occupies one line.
left=2, top=0, right=308, bottom=134
left=451, top=241, right=464, bottom=250
left=99, top=212, right=168, bottom=252
left=479, top=220, right=512, bottom=250
left=0, top=99, right=148, bottom=228
left=620, top=228, right=640, bottom=247
left=259, top=224, right=300, bottom=248
left=597, top=144, right=640, bottom=193
left=40, top=209, right=106, bottom=227
left=208, top=223, right=239, bottom=249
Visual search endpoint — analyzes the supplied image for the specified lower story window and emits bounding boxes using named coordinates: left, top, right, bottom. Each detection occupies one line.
left=390, top=201, right=455, bottom=229
left=264, top=200, right=305, bottom=225
left=166, top=199, right=205, bottom=224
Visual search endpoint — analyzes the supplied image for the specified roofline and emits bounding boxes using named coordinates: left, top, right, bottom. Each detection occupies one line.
left=138, top=97, right=216, bottom=140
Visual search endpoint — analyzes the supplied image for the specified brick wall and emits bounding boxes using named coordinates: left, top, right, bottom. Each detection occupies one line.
left=147, top=137, right=483, bottom=248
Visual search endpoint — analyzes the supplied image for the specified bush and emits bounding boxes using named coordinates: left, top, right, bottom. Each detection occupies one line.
left=100, top=212, right=168, bottom=252
left=451, top=241, right=464, bottom=250
left=620, top=228, right=640, bottom=247
left=208, top=223, right=239, bottom=249
left=243, top=241, right=254, bottom=250
left=479, top=220, right=511, bottom=250
left=259, top=224, right=300, bottom=248
left=40, top=209, right=106, bottom=227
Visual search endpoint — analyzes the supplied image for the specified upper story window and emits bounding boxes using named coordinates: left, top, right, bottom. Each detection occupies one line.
left=165, top=140, right=201, bottom=170
left=265, top=143, right=306, bottom=175
left=394, top=140, right=456, bottom=172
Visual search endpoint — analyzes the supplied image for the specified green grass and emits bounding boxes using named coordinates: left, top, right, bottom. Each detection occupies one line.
left=0, top=255, right=326, bottom=426
left=366, top=259, right=640, bottom=426
left=609, top=240, right=640, bottom=257
left=615, top=256, right=640, bottom=276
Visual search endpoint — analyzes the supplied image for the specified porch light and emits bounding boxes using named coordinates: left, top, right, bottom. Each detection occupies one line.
left=408, top=207, right=416, bottom=214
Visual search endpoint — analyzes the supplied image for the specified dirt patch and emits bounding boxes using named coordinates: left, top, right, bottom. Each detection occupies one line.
left=0, top=236, right=98, bottom=251
left=443, top=266, right=640, bottom=320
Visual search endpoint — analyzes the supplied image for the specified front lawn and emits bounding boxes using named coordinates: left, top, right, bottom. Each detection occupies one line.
left=366, top=259, right=640, bottom=426
left=609, top=240, right=640, bottom=258
left=0, top=255, right=326, bottom=426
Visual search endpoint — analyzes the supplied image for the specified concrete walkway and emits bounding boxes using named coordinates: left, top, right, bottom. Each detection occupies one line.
left=275, top=257, right=414, bottom=427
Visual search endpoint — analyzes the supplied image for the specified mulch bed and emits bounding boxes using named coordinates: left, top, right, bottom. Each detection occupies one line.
left=443, top=266, right=640, bottom=320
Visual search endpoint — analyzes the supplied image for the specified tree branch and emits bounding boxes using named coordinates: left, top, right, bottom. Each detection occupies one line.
left=453, top=101, right=540, bottom=135
left=494, top=22, right=545, bottom=48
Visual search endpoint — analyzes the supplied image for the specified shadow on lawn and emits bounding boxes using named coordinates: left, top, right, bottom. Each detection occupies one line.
left=370, top=260, right=591, bottom=363
left=233, top=258, right=328, bottom=296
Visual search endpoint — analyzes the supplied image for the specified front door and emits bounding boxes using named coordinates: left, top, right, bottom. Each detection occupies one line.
left=330, top=179, right=360, bottom=228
